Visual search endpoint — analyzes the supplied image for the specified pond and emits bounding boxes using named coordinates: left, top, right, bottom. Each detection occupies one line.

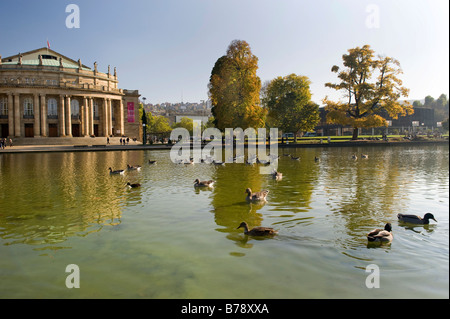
left=0, top=144, right=448, bottom=298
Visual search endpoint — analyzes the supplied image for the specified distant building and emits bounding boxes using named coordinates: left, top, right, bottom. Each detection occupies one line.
left=0, top=48, right=140, bottom=140
left=316, top=107, right=437, bottom=136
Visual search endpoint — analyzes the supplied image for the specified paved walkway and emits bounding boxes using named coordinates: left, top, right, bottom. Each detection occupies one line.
left=1, top=139, right=447, bottom=154
left=0, top=143, right=172, bottom=154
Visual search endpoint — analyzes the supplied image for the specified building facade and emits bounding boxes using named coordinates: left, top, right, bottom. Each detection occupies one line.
left=316, top=106, right=437, bottom=136
left=0, top=48, right=140, bottom=140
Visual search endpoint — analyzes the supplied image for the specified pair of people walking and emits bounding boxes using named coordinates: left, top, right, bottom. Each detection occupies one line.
left=0, top=138, right=12, bottom=149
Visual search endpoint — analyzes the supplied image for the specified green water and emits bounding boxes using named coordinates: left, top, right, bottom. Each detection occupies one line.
left=0, top=144, right=448, bottom=298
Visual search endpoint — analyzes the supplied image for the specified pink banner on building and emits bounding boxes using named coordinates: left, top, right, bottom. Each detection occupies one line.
left=127, top=102, right=135, bottom=123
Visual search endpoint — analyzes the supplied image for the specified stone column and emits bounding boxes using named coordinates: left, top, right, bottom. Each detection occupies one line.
left=33, top=93, right=40, bottom=137
left=7, top=93, right=14, bottom=137
left=103, top=98, right=108, bottom=137
left=59, top=95, right=66, bottom=136
left=89, top=98, right=94, bottom=136
left=40, top=94, right=47, bottom=137
left=65, top=95, right=72, bottom=137
left=14, top=93, right=21, bottom=137
left=108, top=98, right=113, bottom=136
left=82, top=97, right=88, bottom=136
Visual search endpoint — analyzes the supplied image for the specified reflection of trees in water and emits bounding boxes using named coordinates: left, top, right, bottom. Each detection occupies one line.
left=322, top=145, right=447, bottom=244
left=209, top=148, right=321, bottom=248
left=209, top=162, right=265, bottom=249
left=0, top=151, right=144, bottom=249
left=268, top=149, right=320, bottom=214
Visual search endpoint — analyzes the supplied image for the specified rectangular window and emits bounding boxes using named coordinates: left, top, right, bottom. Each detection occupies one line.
left=93, top=100, right=99, bottom=120
left=23, top=98, right=34, bottom=117
left=0, top=97, right=7, bottom=116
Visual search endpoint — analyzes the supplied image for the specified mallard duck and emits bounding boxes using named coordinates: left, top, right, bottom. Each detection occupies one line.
left=352, top=154, right=358, bottom=160
left=367, top=223, right=393, bottom=243
left=291, top=156, right=300, bottom=160
left=257, top=159, right=271, bottom=166
left=127, top=182, right=141, bottom=188
left=397, top=213, right=437, bottom=224
left=272, top=170, right=283, bottom=180
left=148, top=160, right=157, bottom=165
left=314, top=156, right=320, bottom=162
left=245, top=188, right=269, bottom=202
left=361, top=154, right=369, bottom=159
left=194, top=179, right=215, bottom=187
left=127, top=164, right=141, bottom=171
left=109, top=167, right=124, bottom=175
left=237, top=222, right=278, bottom=236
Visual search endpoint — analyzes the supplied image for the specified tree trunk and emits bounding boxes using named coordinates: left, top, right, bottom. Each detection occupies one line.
left=352, top=127, right=359, bottom=140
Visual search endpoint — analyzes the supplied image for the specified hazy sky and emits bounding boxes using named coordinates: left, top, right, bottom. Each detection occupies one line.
left=1, top=0, right=448, bottom=104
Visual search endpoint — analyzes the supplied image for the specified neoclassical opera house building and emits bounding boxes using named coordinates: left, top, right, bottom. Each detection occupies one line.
left=0, top=48, right=140, bottom=141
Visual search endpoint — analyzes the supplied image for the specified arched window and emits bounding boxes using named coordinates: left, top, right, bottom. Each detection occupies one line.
left=71, top=99, right=80, bottom=117
left=23, top=98, right=33, bottom=117
left=0, top=97, right=7, bottom=117
left=47, top=98, right=58, bottom=118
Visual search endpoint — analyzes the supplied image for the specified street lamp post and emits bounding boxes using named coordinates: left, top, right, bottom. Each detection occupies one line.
left=142, top=98, right=147, bottom=145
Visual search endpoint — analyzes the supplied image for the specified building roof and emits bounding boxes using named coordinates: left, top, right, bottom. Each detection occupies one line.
left=1, top=47, right=91, bottom=70
left=1, top=58, right=91, bottom=70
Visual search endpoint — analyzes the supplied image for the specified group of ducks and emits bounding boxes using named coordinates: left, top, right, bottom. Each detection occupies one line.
left=235, top=210, right=439, bottom=240
left=352, top=154, right=369, bottom=160
left=367, top=213, right=437, bottom=244
left=110, top=153, right=438, bottom=240
left=108, top=161, right=157, bottom=188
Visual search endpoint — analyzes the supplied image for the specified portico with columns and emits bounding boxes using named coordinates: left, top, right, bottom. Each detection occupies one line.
left=0, top=47, right=140, bottom=141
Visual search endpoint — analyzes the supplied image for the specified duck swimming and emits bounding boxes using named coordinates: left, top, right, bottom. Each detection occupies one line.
left=127, top=182, right=141, bottom=188
left=194, top=179, right=215, bottom=187
left=237, top=222, right=278, bottom=236
left=367, top=223, right=393, bottom=243
left=245, top=188, right=269, bottom=202
left=127, top=164, right=141, bottom=171
left=397, top=213, right=437, bottom=225
left=272, top=170, right=283, bottom=180
left=109, top=167, right=124, bottom=175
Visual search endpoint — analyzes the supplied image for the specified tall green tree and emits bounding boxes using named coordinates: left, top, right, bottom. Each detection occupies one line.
left=172, top=117, right=194, bottom=134
left=208, top=40, right=266, bottom=130
left=323, top=45, right=413, bottom=139
left=424, top=95, right=435, bottom=107
left=262, top=73, right=319, bottom=141
left=442, top=118, right=449, bottom=131
left=151, top=115, right=171, bottom=134
left=413, top=93, right=449, bottom=121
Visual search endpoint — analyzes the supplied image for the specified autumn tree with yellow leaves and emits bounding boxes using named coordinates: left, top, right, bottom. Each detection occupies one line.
left=323, top=45, right=413, bottom=140
left=208, top=40, right=266, bottom=130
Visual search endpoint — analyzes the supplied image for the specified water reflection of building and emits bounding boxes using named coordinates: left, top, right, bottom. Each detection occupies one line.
left=0, top=151, right=144, bottom=248
left=0, top=48, right=140, bottom=140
